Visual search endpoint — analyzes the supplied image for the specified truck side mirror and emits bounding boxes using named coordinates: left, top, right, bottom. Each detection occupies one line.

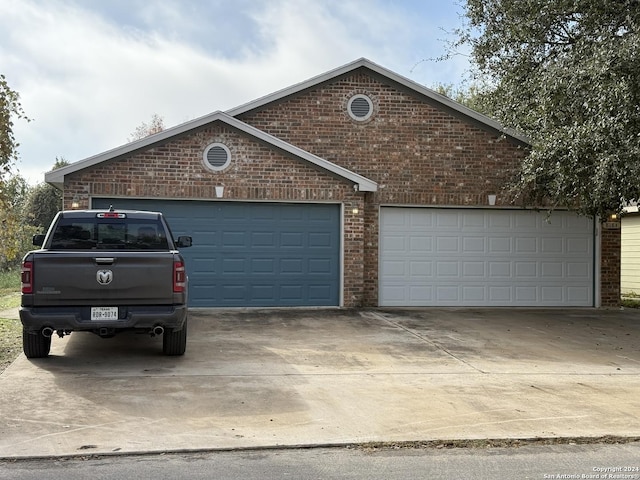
left=32, top=234, right=46, bottom=247
left=176, top=236, right=192, bottom=248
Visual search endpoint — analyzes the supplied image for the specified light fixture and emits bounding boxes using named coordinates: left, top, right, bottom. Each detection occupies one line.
left=215, top=186, right=224, bottom=198
left=71, top=196, right=80, bottom=209
left=488, top=194, right=497, bottom=206
left=352, top=208, right=359, bottom=215
left=610, top=213, right=618, bottom=220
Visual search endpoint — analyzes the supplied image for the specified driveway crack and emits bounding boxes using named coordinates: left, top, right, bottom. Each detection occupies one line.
left=365, top=311, right=486, bottom=373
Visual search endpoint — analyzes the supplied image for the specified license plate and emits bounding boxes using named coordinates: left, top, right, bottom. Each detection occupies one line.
left=91, top=307, right=118, bottom=321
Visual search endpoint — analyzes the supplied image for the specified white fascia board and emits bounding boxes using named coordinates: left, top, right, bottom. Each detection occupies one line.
left=46, top=111, right=377, bottom=192
left=224, top=114, right=378, bottom=192
left=364, top=61, right=530, bottom=145
left=225, top=58, right=371, bottom=117
left=226, top=57, right=530, bottom=146
left=45, top=111, right=230, bottom=188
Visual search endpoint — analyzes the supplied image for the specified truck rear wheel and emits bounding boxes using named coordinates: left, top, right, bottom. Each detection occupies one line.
left=23, top=328, right=51, bottom=358
left=163, top=319, right=187, bottom=356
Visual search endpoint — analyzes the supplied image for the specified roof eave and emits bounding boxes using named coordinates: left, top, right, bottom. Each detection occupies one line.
left=45, top=110, right=231, bottom=187
left=226, top=57, right=530, bottom=146
left=46, top=111, right=378, bottom=193
left=224, top=115, right=378, bottom=192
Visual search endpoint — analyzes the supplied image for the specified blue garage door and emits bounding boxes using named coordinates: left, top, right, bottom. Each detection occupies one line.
left=92, top=199, right=341, bottom=307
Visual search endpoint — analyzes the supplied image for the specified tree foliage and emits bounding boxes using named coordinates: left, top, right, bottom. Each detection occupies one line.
left=0, top=75, right=30, bottom=205
left=128, top=113, right=165, bottom=142
left=0, top=159, right=68, bottom=270
left=0, top=174, right=36, bottom=269
left=23, top=158, right=68, bottom=229
left=433, top=82, right=494, bottom=116
left=455, top=0, right=640, bottom=217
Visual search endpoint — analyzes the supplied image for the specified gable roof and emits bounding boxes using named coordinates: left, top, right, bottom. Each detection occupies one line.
left=227, top=57, right=530, bottom=145
left=46, top=57, right=529, bottom=189
left=45, top=111, right=378, bottom=192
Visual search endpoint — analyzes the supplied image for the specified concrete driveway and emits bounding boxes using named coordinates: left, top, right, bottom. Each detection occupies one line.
left=1, top=308, right=640, bottom=458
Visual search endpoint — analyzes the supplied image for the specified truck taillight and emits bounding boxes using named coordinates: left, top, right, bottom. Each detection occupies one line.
left=173, top=261, right=186, bottom=293
left=21, top=261, right=33, bottom=294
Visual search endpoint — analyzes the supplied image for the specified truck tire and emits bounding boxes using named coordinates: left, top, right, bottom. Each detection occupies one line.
left=163, top=319, right=187, bottom=356
left=23, top=328, right=51, bottom=359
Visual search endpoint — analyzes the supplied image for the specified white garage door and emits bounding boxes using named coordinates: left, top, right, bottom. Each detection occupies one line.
left=380, top=208, right=595, bottom=307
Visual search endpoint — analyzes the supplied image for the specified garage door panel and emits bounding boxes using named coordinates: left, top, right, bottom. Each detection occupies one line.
left=436, top=237, right=459, bottom=252
left=380, top=208, right=594, bottom=307
left=489, top=261, right=511, bottom=277
left=567, top=237, right=590, bottom=253
left=541, top=286, right=563, bottom=302
left=489, top=237, right=512, bottom=253
left=568, top=262, right=589, bottom=278
left=383, top=236, right=406, bottom=252
left=437, top=285, right=459, bottom=301
left=381, top=260, right=406, bottom=278
left=281, top=232, right=304, bottom=247
left=463, top=237, right=485, bottom=252
left=489, top=286, right=511, bottom=302
left=490, top=214, right=512, bottom=228
left=462, top=213, right=485, bottom=228
left=92, top=198, right=340, bottom=307
left=516, top=237, right=537, bottom=253
left=463, top=286, right=485, bottom=301
left=463, top=262, right=485, bottom=277
left=541, top=262, right=563, bottom=277
left=568, top=286, right=590, bottom=302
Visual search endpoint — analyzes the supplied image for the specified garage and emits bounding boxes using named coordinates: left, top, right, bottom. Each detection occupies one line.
left=379, top=207, right=595, bottom=307
left=92, top=198, right=341, bottom=308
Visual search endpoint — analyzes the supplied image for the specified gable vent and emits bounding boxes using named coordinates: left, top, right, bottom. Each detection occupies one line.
left=203, top=143, right=231, bottom=171
left=348, top=94, right=373, bottom=121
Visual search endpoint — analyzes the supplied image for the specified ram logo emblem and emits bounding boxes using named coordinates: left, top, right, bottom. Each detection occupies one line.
left=96, top=270, right=113, bottom=285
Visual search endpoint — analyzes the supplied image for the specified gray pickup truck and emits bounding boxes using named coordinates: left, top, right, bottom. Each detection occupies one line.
left=19, top=208, right=192, bottom=358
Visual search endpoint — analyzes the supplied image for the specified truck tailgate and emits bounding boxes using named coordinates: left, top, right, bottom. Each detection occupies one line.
left=30, top=251, right=177, bottom=306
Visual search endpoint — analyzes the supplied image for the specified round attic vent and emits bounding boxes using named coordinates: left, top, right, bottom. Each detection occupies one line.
left=348, top=94, right=373, bottom=121
left=203, top=143, right=231, bottom=171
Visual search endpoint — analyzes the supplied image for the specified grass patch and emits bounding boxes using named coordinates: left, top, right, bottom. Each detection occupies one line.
left=622, top=291, right=640, bottom=309
left=0, top=269, right=22, bottom=371
left=622, top=298, right=640, bottom=309
left=0, top=292, right=20, bottom=310
left=0, top=318, right=22, bottom=372
left=0, top=268, right=20, bottom=297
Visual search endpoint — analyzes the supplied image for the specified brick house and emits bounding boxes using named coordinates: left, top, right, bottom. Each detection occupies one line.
left=46, top=58, right=620, bottom=308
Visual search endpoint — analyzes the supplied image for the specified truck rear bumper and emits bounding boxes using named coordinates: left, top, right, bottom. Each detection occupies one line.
left=19, top=305, right=188, bottom=333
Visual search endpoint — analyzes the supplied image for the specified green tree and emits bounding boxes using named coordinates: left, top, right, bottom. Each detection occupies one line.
left=127, top=113, right=165, bottom=142
left=0, top=173, right=36, bottom=269
left=23, top=158, right=69, bottom=229
left=433, top=82, right=494, bottom=116
left=0, top=74, right=30, bottom=205
left=454, top=0, right=640, bottom=217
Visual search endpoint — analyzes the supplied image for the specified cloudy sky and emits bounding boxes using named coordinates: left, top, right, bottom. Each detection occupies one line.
left=0, top=0, right=471, bottom=184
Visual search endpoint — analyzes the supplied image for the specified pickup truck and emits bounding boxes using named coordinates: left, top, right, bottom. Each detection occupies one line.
left=19, top=207, right=192, bottom=358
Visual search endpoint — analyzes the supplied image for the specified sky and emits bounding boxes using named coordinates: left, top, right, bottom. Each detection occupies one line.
left=0, top=0, right=471, bottom=184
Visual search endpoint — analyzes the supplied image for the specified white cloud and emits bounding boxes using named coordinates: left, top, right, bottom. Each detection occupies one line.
left=0, top=0, right=469, bottom=184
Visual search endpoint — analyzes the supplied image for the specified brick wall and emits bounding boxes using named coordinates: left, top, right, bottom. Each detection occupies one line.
left=601, top=225, right=621, bottom=307
left=239, top=71, right=536, bottom=305
left=65, top=125, right=366, bottom=307
left=62, top=68, right=621, bottom=307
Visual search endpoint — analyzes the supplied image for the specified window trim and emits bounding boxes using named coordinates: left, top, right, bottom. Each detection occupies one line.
left=202, top=143, right=231, bottom=172
left=347, top=94, right=374, bottom=121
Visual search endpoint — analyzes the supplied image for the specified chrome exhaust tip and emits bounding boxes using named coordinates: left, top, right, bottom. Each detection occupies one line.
left=152, top=326, right=164, bottom=336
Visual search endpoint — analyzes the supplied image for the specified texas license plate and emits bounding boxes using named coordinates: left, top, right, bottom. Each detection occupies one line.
left=91, top=307, right=118, bottom=321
